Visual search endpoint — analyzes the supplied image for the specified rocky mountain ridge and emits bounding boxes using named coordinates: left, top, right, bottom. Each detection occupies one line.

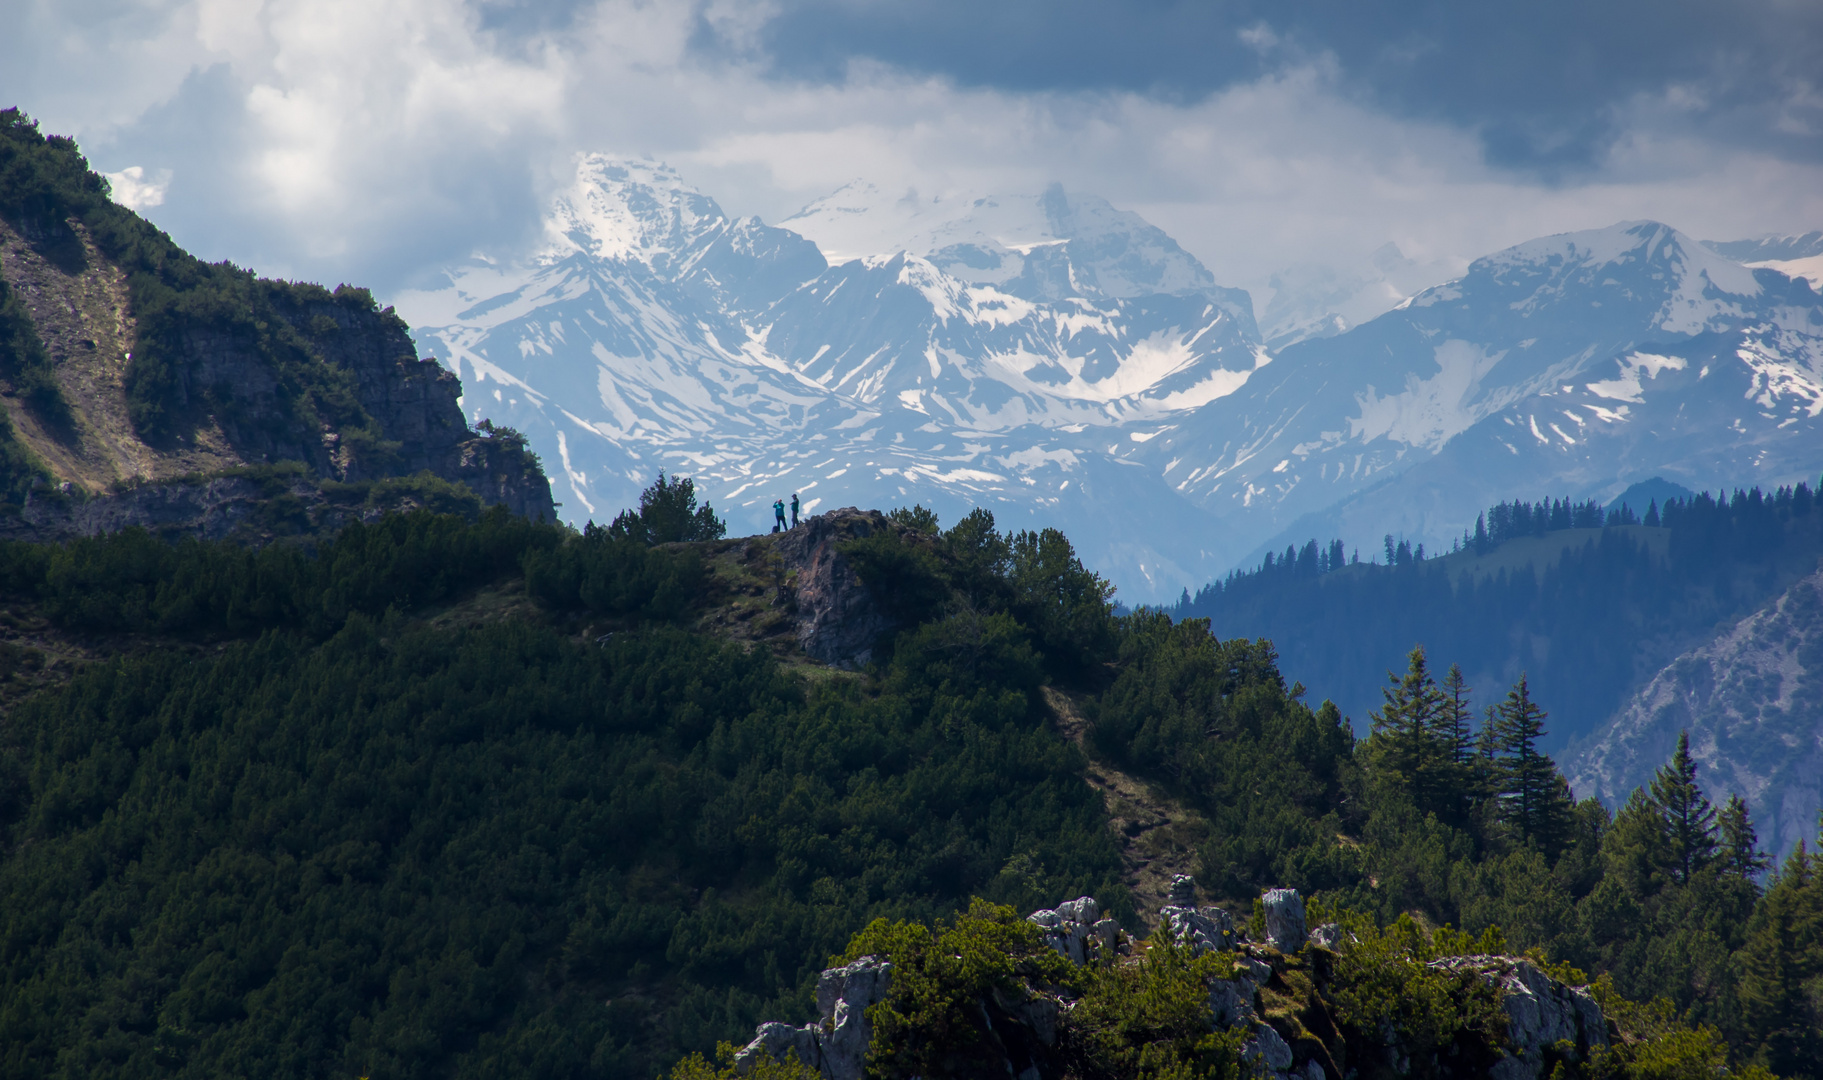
left=1565, top=563, right=1823, bottom=860
left=401, top=160, right=1822, bottom=603
left=0, top=117, right=554, bottom=541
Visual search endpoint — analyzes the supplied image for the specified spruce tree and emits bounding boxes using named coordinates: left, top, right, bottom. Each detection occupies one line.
left=1372, top=645, right=1445, bottom=809
left=1733, top=841, right=1823, bottom=1073
left=1433, top=663, right=1479, bottom=825
left=1492, top=674, right=1562, bottom=849
left=1648, top=730, right=1718, bottom=885
left=1720, top=793, right=1773, bottom=882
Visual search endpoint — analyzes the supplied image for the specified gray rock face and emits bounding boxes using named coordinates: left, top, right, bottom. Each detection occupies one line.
left=1429, top=956, right=1608, bottom=1080
left=773, top=508, right=899, bottom=666
left=1564, top=565, right=1823, bottom=862
left=1242, top=1022, right=1295, bottom=1073
left=1028, top=896, right=1100, bottom=965
left=1157, top=875, right=1235, bottom=956
left=735, top=955, right=893, bottom=1079
left=1309, top=922, right=1345, bottom=949
left=1263, top=888, right=1306, bottom=952
left=1167, top=873, right=1198, bottom=907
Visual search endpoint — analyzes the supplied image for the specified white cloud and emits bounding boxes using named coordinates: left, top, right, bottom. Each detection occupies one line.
left=102, top=165, right=171, bottom=209
left=3, top=0, right=1821, bottom=311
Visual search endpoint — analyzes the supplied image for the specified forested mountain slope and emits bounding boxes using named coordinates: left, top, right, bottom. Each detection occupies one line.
left=0, top=109, right=551, bottom=539
left=1173, top=481, right=1823, bottom=758
left=0, top=485, right=1814, bottom=1078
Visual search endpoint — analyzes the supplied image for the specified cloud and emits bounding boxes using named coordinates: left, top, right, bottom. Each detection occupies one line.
left=101, top=165, right=171, bottom=209
left=0, top=0, right=1819, bottom=313
left=748, top=0, right=1823, bottom=171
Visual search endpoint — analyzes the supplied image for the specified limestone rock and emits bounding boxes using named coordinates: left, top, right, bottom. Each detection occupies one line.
left=817, top=956, right=894, bottom=1079
left=1156, top=875, right=1234, bottom=956
left=735, top=955, right=893, bottom=1080
left=1028, top=896, right=1100, bottom=965
left=733, top=1022, right=819, bottom=1075
left=1242, top=1021, right=1295, bottom=1074
left=1159, top=904, right=1235, bottom=956
left=773, top=509, right=899, bottom=666
left=1167, top=873, right=1198, bottom=907
left=1428, top=955, right=1608, bottom=1080
left=1263, top=888, right=1306, bottom=952
left=1309, top=922, right=1344, bottom=949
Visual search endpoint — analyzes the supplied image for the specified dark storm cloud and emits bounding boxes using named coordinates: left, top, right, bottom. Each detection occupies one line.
left=734, top=0, right=1823, bottom=170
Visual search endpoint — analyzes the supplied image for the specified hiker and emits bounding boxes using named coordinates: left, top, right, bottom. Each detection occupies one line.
left=790, top=493, right=800, bottom=527
left=773, top=498, right=787, bottom=532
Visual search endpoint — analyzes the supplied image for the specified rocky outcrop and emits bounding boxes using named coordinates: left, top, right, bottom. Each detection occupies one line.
left=0, top=210, right=554, bottom=543
left=1028, top=896, right=1117, bottom=966
left=737, top=880, right=1613, bottom=1080
left=772, top=508, right=900, bottom=666
left=733, top=955, right=893, bottom=1079
left=1428, top=956, right=1609, bottom=1080
left=1158, top=873, right=1237, bottom=956
left=1263, top=888, right=1307, bottom=952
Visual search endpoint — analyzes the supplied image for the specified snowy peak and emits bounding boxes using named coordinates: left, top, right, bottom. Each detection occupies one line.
left=783, top=181, right=1233, bottom=310
left=1704, top=230, right=1823, bottom=263
left=1460, top=220, right=1764, bottom=334
left=543, top=155, right=730, bottom=267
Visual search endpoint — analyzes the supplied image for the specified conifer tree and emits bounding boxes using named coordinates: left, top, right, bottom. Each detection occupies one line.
left=1648, top=730, right=1718, bottom=885
left=1432, top=663, right=1479, bottom=825
left=1372, top=645, right=1445, bottom=809
left=1734, top=841, right=1823, bottom=1073
left=1720, top=794, right=1773, bottom=882
left=608, top=471, right=726, bottom=545
left=1492, top=674, right=1566, bottom=849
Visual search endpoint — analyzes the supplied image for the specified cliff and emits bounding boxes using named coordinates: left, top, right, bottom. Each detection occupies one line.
left=0, top=109, right=552, bottom=541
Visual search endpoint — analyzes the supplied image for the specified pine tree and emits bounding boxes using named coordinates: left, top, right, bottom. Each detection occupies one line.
left=609, top=471, right=726, bottom=544
left=1372, top=645, right=1446, bottom=809
left=1492, top=674, right=1562, bottom=849
left=1432, top=664, right=1479, bottom=825
left=1720, top=794, right=1773, bottom=883
left=1733, top=841, right=1823, bottom=1073
left=1648, top=730, right=1718, bottom=885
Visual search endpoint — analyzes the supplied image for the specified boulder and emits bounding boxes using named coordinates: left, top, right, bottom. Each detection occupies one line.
left=1308, top=922, right=1344, bottom=949
left=1157, top=875, right=1234, bottom=956
left=1428, top=956, right=1608, bottom=1080
left=1263, top=888, right=1306, bottom=952
left=1242, top=1021, right=1295, bottom=1074
left=1167, top=873, right=1199, bottom=907
left=1159, top=904, right=1235, bottom=956
left=1028, top=897, right=1100, bottom=965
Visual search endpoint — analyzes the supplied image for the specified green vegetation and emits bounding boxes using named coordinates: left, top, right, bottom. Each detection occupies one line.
left=0, top=475, right=1811, bottom=1078
left=606, top=470, right=725, bottom=544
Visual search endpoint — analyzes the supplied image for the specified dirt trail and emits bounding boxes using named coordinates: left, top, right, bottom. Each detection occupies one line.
left=1042, top=686, right=1213, bottom=920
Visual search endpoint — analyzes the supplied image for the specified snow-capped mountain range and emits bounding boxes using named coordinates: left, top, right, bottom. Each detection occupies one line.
left=395, top=158, right=1823, bottom=603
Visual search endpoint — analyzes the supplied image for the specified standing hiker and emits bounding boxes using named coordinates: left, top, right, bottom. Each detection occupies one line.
left=790, top=493, right=800, bottom=528
left=773, top=498, right=787, bottom=532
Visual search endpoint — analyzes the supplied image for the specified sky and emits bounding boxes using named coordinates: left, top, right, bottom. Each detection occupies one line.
left=4, top=0, right=1822, bottom=315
